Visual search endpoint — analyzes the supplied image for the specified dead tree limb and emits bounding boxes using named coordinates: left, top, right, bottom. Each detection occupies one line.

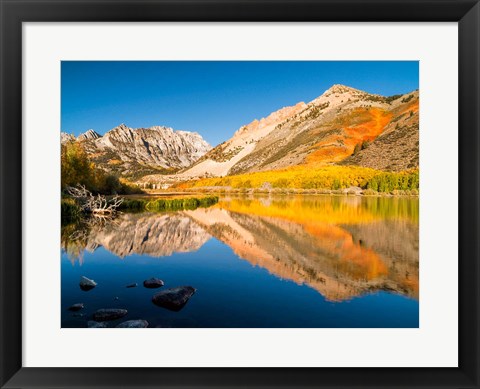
left=66, top=185, right=124, bottom=217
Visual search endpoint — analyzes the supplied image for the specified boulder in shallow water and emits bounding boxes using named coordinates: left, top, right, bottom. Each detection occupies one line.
left=79, top=276, right=97, bottom=291
left=126, top=283, right=138, bottom=288
left=68, top=303, right=84, bottom=311
left=342, top=186, right=363, bottom=195
left=88, top=321, right=108, bottom=328
left=116, top=320, right=149, bottom=328
left=143, top=278, right=165, bottom=289
left=92, top=308, right=128, bottom=321
left=152, top=286, right=196, bottom=311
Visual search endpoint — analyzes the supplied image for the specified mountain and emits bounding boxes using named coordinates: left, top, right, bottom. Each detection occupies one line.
left=62, top=84, right=419, bottom=182
left=77, top=129, right=101, bottom=141
left=61, top=124, right=211, bottom=179
left=175, top=84, right=418, bottom=179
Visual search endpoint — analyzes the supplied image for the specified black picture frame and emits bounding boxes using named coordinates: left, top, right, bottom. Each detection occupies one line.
left=1, top=1, right=479, bottom=388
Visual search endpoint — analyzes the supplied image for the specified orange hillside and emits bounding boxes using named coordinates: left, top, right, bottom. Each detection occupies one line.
left=306, top=107, right=393, bottom=165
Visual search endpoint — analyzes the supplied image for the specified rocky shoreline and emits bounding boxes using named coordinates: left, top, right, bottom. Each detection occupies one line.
left=167, top=187, right=419, bottom=197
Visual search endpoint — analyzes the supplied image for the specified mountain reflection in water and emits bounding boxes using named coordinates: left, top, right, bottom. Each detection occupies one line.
left=62, top=195, right=418, bottom=303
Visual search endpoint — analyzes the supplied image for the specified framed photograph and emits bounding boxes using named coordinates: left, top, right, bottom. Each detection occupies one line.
left=1, top=0, right=479, bottom=388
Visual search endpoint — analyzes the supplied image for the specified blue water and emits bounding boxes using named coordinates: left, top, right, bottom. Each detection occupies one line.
left=62, top=237, right=418, bottom=328
left=61, top=195, right=419, bottom=328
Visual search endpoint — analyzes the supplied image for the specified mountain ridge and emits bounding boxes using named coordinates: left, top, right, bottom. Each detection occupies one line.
left=62, top=83, right=419, bottom=183
left=61, top=124, right=212, bottom=179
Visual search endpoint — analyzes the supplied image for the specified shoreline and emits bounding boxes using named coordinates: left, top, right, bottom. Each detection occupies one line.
left=138, top=187, right=419, bottom=198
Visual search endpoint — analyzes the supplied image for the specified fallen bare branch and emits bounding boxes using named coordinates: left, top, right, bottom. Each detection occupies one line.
left=66, top=185, right=124, bottom=218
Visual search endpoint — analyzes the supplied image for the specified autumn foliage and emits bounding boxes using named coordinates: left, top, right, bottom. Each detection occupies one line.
left=306, top=107, right=392, bottom=164
left=61, top=142, right=142, bottom=195
left=179, top=165, right=419, bottom=193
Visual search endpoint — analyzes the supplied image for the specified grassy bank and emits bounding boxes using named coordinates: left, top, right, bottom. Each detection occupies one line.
left=119, top=195, right=219, bottom=212
left=174, top=166, right=419, bottom=194
left=61, top=198, right=82, bottom=224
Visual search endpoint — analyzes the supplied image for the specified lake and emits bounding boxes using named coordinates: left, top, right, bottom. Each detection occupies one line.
left=61, top=194, right=419, bottom=328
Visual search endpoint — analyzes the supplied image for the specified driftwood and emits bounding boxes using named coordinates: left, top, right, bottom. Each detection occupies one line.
left=66, top=185, right=124, bottom=217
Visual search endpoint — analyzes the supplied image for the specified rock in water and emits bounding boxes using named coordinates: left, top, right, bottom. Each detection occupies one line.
left=87, top=321, right=108, bottom=328
left=68, top=303, right=84, bottom=311
left=152, top=286, right=196, bottom=311
left=143, top=278, right=164, bottom=289
left=342, top=186, right=364, bottom=195
left=92, top=308, right=128, bottom=321
left=116, top=320, right=149, bottom=328
left=79, top=276, right=97, bottom=291
left=126, top=283, right=138, bottom=288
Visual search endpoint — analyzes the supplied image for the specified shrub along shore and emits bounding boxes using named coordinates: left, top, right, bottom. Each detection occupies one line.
left=118, top=196, right=219, bottom=212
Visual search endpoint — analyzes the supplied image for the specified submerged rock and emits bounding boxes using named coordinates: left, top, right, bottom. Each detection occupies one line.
left=143, top=278, right=164, bottom=289
left=92, top=308, right=128, bottom=321
left=116, top=320, right=149, bottom=328
left=68, top=303, right=84, bottom=311
left=87, top=321, right=108, bottom=328
left=152, top=286, right=196, bottom=311
left=126, top=283, right=138, bottom=288
left=79, top=276, right=97, bottom=291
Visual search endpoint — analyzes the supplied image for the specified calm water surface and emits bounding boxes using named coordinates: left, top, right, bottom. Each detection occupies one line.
left=61, top=195, right=419, bottom=328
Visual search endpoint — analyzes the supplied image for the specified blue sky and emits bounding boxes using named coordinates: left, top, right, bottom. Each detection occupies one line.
left=61, top=61, right=419, bottom=146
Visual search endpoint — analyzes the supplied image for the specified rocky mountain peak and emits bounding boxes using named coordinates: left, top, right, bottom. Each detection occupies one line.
left=111, top=123, right=131, bottom=133
left=60, top=132, right=76, bottom=144
left=101, top=124, right=135, bottom=147
left=324, top=84, right=366, bottom=96
left=149, top=125, right=174, bottom=133
left=309, top=84, right=374, bottom=109
left=78, top=129, right=101, bottom=141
